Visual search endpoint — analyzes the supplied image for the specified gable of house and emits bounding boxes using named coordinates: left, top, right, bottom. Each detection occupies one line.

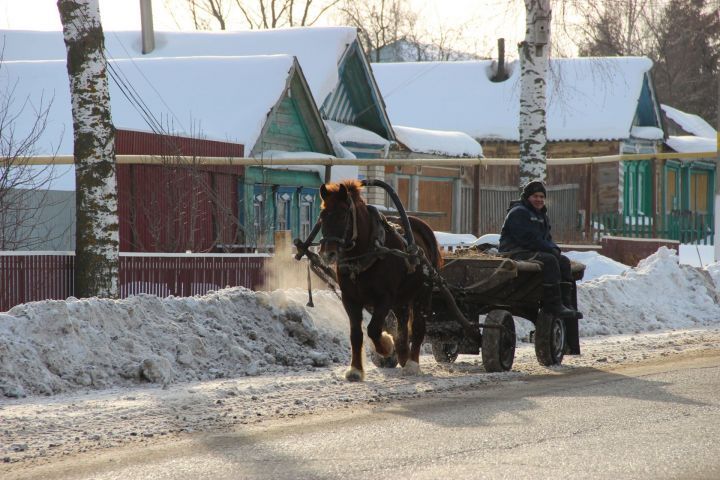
left=253, top=60, right=335, bottom=157
left=322, top=41, right=394, bottom=142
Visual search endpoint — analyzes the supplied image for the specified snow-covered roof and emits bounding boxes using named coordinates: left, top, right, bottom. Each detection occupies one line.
left=660, top=104, right=717, bottom=154
left=324, top=120, right=389, bottom=147
left=1, top=27, right=359, bottom=106
left=372, top=57, right=655, bottom=142
left=661, top=104, right=717, bottom=138
left=630, top=126, right=664, bottom=140
left=393, top=125, right=483, bottom=157
left=2, top=55, right=302, bottom=155
left=665, top=136, right=717, bottom=154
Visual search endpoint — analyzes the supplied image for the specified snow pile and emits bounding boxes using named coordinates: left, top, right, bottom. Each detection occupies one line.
left=0, top=289, right=349, bottom=398
left=578, top=247, right=720, bottom=336
left=1, top=246, right=719, bottom=399
left=564, top=250, right=630, bottom=283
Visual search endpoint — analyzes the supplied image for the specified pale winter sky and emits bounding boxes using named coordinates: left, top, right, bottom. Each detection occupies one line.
left=0, top=0, right=572, bottom=59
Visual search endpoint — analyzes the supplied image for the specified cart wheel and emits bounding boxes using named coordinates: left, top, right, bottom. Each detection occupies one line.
left=534, top=311, right=566, bottom=366
left=481, top=309, right=516, bottom=372
left=368, top=311, right=399, bottom=368
left=431, top=341, right=459, bottom=364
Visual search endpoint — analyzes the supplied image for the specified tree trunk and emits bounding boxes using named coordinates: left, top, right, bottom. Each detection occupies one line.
left=57, top=0, right=120, bottom=298
left=518, top=0, right=551, bottom=187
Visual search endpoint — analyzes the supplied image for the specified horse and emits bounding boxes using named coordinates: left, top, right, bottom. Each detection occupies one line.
left=319, top=179, right=443, bottom=381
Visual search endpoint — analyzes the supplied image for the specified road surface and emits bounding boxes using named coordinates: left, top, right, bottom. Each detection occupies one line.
left=5, top=349, right=720, bottom=480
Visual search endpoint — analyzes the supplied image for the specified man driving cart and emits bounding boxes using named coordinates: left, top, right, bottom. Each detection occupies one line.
left=498, top=181, right=582, bottom=320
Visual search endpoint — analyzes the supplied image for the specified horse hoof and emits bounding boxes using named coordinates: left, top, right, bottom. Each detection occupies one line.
left=344, top=367, right=365, bottom=382
left=377, top=332, right=395, bottom=357
left=401, top=360, right=420, bottom=376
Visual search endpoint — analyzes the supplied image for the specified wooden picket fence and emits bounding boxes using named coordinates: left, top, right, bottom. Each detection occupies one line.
left=0, top=252, right=270, bottom=312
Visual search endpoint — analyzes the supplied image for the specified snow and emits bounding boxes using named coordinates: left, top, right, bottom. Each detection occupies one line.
left=324, top=120, right=390, bottom=147
left=665, top=136, right=717, bottom=154
left=393, top=125, right=483, bottom=157
left=661, top=104, right=717, bottom=154
left=1, top=27, right=358, bottom=107
left=4, top=56, right=297, bottom=154
left=372, top=57, right=654, bottom=142
left=662, top=104, right=717, bottom=139
left=1, top=247, right=720, bottom=464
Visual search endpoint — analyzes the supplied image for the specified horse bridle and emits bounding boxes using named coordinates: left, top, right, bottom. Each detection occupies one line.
left=320, top=196, right=359, bottom=252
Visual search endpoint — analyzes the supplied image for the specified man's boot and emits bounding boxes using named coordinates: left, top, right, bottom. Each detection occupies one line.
left=541, top=283, right=576, bottom=319
left=560, top=282, right=583, bottom=319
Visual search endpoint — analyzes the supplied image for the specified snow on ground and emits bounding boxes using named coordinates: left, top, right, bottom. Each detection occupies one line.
left=1, top=247, right=720, bottom=465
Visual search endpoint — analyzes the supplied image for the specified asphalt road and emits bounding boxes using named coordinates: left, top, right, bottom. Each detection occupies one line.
left=6, top=350, right=720, bottom=480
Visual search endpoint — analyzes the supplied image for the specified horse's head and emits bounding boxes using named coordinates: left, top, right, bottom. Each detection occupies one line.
left=319, top=180, right=362, bottom=264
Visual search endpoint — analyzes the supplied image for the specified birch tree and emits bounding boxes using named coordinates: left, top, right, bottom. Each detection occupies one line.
left=57, top=0, right=119, bottom=298
left=518, top=0, right=551, bottom=186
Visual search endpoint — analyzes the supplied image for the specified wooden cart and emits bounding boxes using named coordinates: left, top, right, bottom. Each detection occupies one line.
left=423, top=250, right=585, bottom=371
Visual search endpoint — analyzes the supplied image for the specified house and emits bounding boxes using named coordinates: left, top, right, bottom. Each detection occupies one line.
left=1, top=55, right=340, bottom=252
left=372, top=57, right=674, bottom=241
left=659, top=104, right=718, bottom=243
left=2, top=27, right=397, bottom=205
left=388, top=125, right=482, bottom=233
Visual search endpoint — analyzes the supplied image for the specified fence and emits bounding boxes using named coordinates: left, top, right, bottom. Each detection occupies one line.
left=478, top=184, right=581, bottom=242
left=591, top=211, right=714, bottom=245
left=0, top=252, right=270, bottom=312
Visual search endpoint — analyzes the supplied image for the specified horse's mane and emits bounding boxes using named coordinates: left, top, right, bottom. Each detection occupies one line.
left=322, top=179, right=365, bottom=208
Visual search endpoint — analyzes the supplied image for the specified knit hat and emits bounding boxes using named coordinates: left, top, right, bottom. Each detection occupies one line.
left=521, top=180, right=547, bottom=199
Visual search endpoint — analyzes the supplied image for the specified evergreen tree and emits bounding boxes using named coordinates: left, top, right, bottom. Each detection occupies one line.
left=653, top=0, right=720, bottom=124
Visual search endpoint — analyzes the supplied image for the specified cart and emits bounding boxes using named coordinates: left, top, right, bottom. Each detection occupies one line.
left=294, top=179, right=584, bottom=374
left=424, top=249, right=585, bottom=372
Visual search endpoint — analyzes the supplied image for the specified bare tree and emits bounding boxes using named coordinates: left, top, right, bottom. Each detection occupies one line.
left=169, top=0, right=341, bottom=30
left=0, top=64, right=71, bottom=250
left=57, top=0, right=120, bottom=298
left=569, top=0, right=719, bottom=125
left=337, top=0, right=418, bottom=62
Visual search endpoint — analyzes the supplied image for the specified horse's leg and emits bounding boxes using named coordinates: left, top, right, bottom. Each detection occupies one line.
left=394, top=305, right=410, bottom=367
left=366, top=301, right=394, bottom=359
left=403, top=296, right=430, bottom=376
left=343, top=300, right=365, bottom=382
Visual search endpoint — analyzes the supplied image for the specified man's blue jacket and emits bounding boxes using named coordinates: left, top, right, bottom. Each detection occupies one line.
left=498, top=199, right=559, bottom=254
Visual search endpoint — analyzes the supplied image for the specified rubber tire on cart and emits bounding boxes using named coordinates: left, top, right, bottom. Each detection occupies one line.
left=431, top=341, right=460, bottom=364
left=534, top=311, right=566, bottom=366
left=368, top=311, right=399, bottom=368
left=481, top=309, right=516, bottom=372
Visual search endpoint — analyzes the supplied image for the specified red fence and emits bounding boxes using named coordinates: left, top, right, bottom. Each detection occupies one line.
left=0, top=252, right=269, bottom=312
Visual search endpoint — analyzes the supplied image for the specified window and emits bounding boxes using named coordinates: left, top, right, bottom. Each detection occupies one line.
left=253, top=193, right=264, bottom=243
left=299, top=193, right=314, bottom=240
left=276, top=192, right=291, bottom=230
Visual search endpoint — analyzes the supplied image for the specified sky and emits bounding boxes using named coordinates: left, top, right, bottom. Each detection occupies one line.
left=0, top=0, right=532, bottom=58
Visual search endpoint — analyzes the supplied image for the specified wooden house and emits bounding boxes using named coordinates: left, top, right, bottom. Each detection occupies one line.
left=2, top=27, right=396, bottom=206
left=2, top=55, right=338, bottom=252
left=372, top=57, right=688, bottom=242
left=387, top=125, right=482, bottom=233
left=659, top=104, right=718, bottom=243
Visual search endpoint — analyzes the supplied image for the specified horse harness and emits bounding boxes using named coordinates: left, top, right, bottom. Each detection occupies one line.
left=328, top=198, right=423, bottom=282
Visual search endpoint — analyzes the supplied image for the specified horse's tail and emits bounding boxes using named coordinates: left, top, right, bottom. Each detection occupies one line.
left=408, top=216, right=443, bottom=269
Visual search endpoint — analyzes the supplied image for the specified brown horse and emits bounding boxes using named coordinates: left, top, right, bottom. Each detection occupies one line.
left=319, top=179, right=442, bottom=381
